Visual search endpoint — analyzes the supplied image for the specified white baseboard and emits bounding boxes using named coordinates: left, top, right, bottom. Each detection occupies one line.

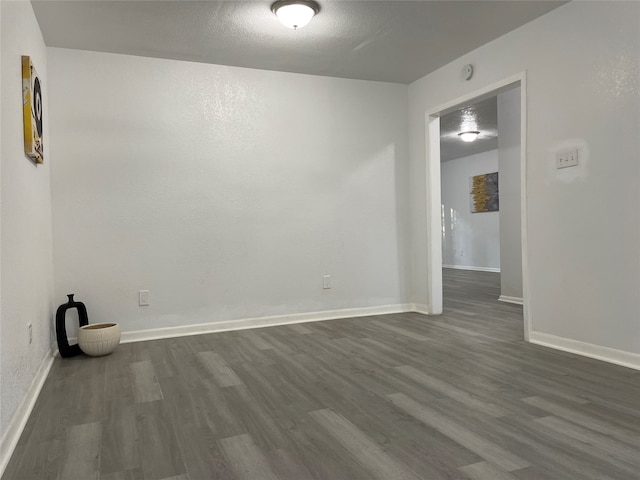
left=498, top=295, right=524, bottom=305
left=121, top=303, right=415, bottom=343
left=0, top=351, right=54, bottom=478
left=529, top=332, right=640, bottom=371
left=407, top=303, right=431, bottom=315
left=443, top=264, right=500, bottom=273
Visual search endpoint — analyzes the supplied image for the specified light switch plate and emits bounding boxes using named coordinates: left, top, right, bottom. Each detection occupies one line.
left=556, top=149, right=579, bottom=169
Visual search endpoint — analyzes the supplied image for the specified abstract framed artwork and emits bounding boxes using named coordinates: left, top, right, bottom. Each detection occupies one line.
left=470, top=172, right=499, bottom=213
left=22, top=55, right=44, bottom=164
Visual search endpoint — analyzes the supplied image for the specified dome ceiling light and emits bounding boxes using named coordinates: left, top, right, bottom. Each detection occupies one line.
left=458, top=131, right=480, bottom=142
left=271, top=0, right=320, bottom=29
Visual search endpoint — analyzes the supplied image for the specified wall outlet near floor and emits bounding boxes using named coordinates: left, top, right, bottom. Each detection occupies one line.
left=28, top=323, right=33, bottom=344
left=322, top=275, right=332, bottom=289
left=139, top=290, right=150, bottom=306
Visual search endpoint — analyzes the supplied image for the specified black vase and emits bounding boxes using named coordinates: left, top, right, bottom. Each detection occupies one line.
left=55, top=294, right=89, bottom=358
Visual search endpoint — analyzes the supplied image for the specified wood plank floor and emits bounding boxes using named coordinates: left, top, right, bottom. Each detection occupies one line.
left=5, top=269, right=640, bottom=479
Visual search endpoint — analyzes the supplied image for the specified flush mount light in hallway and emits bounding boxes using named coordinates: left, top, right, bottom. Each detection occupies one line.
left=271, top=0, right=320, bottom=29
left=458, top=131, right=480, bottom=142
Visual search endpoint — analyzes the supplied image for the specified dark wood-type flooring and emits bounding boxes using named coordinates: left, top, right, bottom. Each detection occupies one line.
left=5, top=269, right=640, bottom=479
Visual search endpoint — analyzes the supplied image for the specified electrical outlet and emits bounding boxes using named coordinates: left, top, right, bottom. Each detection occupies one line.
left=322, top=275, right=332, bottom=289
left=139, top=290, right=150, bottom=306
left=28, top=323, right=33, bottom=344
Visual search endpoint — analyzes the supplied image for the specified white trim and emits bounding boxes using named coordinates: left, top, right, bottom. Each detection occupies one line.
left=498, top=295, right=524, bottom=305
left=408, top=303, right=431, bottom=315
left=443, top=264, right=500, bottom=273
left=529, top=332, right=640, bottom=371
left=426, top=116, right=443, bottom=315
left=120, top=304, right=414, bottom=343
left=519, top=73, right=531, bottom=341
left=0, top=351, right=54, bottom=478
left=425, top=72, right=529, bottom=337
left=426, top=73, right=526, bottom=118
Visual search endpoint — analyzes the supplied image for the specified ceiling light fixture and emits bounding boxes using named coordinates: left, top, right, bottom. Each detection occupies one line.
left=271, top=0, right=320, bottom=30
left=458, top=131, right=480, bottom=142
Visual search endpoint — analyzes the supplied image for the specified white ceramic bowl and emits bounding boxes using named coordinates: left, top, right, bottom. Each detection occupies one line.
left=78, top=322, right=121, bottom=356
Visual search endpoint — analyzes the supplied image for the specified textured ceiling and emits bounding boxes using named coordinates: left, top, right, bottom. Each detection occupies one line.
left=31, top=0, right=566, bottom=84
left=440, top=96, right=498, bottom=162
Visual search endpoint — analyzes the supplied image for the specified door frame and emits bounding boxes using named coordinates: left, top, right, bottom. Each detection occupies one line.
left=424, top=71, right=531, bottom=340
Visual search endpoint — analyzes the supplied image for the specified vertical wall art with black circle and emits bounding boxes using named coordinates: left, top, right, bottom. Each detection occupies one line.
left=22, top=55, right=44, bottom=164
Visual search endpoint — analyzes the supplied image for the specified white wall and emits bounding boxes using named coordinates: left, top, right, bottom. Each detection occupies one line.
left=409, top=1, right=640, bottom=355
left=48, top=48, right=410, bottom=334
left=0, top=0, right=54, bottom=447
left=497, top=87, right=522, bottom=300
left=441, top=150, right=500, bottom=271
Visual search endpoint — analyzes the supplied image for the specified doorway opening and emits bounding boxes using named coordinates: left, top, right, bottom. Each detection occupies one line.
left=425, top=73, right=530, bottom=339
left=440, top=96, right=501, bottom=274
